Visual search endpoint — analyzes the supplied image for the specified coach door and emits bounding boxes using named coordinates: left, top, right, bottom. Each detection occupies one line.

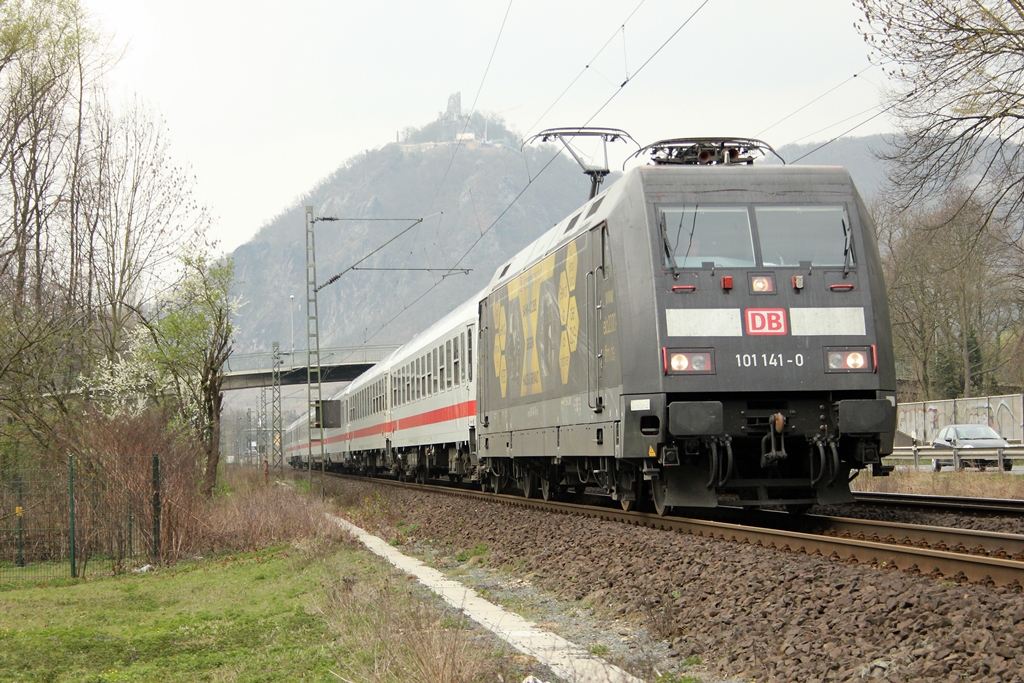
left=587, top=223, right=607, bottom=413
left=477, top=299, right=490, bottom=427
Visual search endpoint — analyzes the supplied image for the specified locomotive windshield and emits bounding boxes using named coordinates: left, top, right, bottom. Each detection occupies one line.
left=661, top=206, right=757, bottom=268
left=756, top=205, right=853, bottom=267
left=660, top=204, right=853, bottom=269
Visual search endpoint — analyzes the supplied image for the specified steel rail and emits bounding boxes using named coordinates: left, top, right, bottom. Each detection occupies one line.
left=853, top=491, right=1024, bottom=515
left=807, top=515, right=1024, bottom=560
left=322, top=472, right=1024, bottom=589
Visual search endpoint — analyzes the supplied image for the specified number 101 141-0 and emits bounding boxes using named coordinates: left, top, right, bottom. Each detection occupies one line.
left=735, top=353, right=804, bottom=368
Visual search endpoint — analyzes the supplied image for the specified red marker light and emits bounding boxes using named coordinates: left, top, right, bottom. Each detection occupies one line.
left=721, top=275, right=733, bottom=290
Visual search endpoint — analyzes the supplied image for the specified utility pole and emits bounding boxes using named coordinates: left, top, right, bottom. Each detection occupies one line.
left=272, top=341, right=283, bottom=472
left=259, top=385, right=269, bottom=467
left=289, top=294, right=295, bottom=353
left=305, top=206, right=333, bottom=495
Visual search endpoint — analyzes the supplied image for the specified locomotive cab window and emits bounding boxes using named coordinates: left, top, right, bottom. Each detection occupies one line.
left=660, top=206, right=756, bottom=269
left=756, top=205, right=853, bottom=267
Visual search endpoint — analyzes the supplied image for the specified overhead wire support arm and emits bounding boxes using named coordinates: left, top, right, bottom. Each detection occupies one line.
left=313, top=216, right=428, bottom=292
left=350, top=267, right=471, bottom=274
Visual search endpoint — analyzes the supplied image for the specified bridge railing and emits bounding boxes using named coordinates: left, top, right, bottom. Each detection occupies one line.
left=224, top=345, right=400, bottom=374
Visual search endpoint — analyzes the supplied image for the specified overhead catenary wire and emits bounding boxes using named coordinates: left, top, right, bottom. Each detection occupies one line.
left=351, top=1, right=712, bottom=347
left=754, top=64, right=877, bottom=139
left=522, top=0, right=649, bottom=139
left=424, top=0, right=515, bottom=213
left=582, top=0, right=709, bottom=127
left=786, top=91, right=912, bottom=165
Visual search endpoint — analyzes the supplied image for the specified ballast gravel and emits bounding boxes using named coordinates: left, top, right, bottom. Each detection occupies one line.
left=335, top=479, right=1024, bottom=683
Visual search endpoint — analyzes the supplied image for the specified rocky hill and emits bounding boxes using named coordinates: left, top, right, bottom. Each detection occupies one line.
left=230, top=109, right=595, bottom=353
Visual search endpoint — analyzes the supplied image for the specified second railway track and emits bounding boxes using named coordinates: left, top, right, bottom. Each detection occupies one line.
left=852, top=490, right=1024, bottom=515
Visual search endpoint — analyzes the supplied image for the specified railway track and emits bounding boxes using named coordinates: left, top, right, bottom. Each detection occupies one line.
left=324, top=472, right=1024, bottom=589
left=853, top=491, right=1024, bottom=515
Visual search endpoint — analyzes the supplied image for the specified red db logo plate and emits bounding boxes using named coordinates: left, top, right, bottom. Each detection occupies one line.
left=745, top=308, right=787, bottom=335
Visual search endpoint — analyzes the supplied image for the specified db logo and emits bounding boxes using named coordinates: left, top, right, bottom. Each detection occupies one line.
left=745, top=308, right=787, bottom=335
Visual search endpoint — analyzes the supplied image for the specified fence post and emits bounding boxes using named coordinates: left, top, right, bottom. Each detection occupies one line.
left=151, top=453, right=161, bottom=562
left=69, top=454, right=76, bottom=578
left=16, top=477, right=24, bottom=567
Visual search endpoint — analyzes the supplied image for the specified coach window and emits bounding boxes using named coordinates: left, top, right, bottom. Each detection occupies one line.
left=433, top=348, right=439, bottom=394
left=439, top=345, right=445, bottom=392
left=453, top=338, right=461, bottom=386
left=461, top=333, right=467, bottom=383
left=446, top=341, right=453, bottom=389
left=468, top=328, right=473, bottom=381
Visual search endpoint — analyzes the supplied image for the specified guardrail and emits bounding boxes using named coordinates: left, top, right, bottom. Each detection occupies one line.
left=890, top=445, right=1024, bottom=471
left=223, top=345, right=399, bottom=374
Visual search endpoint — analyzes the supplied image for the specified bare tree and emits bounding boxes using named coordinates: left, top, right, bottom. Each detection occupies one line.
left=879, top=189, right=1024, bottom=399
left=857, top=1, right=1024, bottom=222
left=88, top=97, right=208, bottom=360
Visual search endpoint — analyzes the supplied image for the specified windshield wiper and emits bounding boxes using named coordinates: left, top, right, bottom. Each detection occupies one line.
left=842, top=218, right=854, bottom=276
left=660, top=213, right=679, bottom=279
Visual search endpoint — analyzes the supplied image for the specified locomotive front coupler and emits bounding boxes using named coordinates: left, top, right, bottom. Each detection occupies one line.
left=760, top=412, right=788, bottom=468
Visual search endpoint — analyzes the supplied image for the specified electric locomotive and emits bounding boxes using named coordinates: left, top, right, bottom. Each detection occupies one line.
left=476, top=138, right=896, bottom=513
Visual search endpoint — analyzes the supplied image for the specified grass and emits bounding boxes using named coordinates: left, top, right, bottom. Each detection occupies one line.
left=852, top=466, right=1024, bottom=498
left=0, top=545, right=343, bottom=682
left=0, top=474, right=543, bottom=683
left=0, top=539, right=538, bottom=683
left=453, top=543, right=489, bottom=563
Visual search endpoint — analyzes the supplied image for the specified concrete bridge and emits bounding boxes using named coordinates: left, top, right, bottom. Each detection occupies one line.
left=222, top=345, right=399, bottom=390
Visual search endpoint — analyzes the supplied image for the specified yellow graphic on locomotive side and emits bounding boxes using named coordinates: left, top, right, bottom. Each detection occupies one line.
left=492, top=299, right=508, bottom=397
left=558, top=241, right=580, bottom=383
left=492, top=240, right=582, bottom=398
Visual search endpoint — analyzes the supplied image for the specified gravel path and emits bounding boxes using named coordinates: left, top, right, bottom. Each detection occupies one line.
left=336, top=479, right=1024, bottom=682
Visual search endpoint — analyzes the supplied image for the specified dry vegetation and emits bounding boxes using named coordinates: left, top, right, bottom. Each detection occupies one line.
left=7, top=411, right=346, bottom=576
left=319, top=571, right=528, bottom=683
left=851, top=466, right=1024, bottom=499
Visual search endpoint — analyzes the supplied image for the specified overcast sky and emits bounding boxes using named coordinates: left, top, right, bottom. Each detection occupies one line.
left=82, top=0, right=892, bottom=254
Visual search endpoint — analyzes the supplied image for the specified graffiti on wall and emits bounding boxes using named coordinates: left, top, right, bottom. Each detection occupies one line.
left=896, top=395, right=1023, bottom=443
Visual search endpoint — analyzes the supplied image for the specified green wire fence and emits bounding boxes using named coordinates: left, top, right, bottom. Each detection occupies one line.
left=1, top=453, right=162, bottom=585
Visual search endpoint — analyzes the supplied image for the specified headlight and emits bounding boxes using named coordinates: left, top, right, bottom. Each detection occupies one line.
left=664, top=349, right=715, bottom=374
left=824, top=347, right=873, bottom=373
left=749, top=274, right=775, bottom=293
